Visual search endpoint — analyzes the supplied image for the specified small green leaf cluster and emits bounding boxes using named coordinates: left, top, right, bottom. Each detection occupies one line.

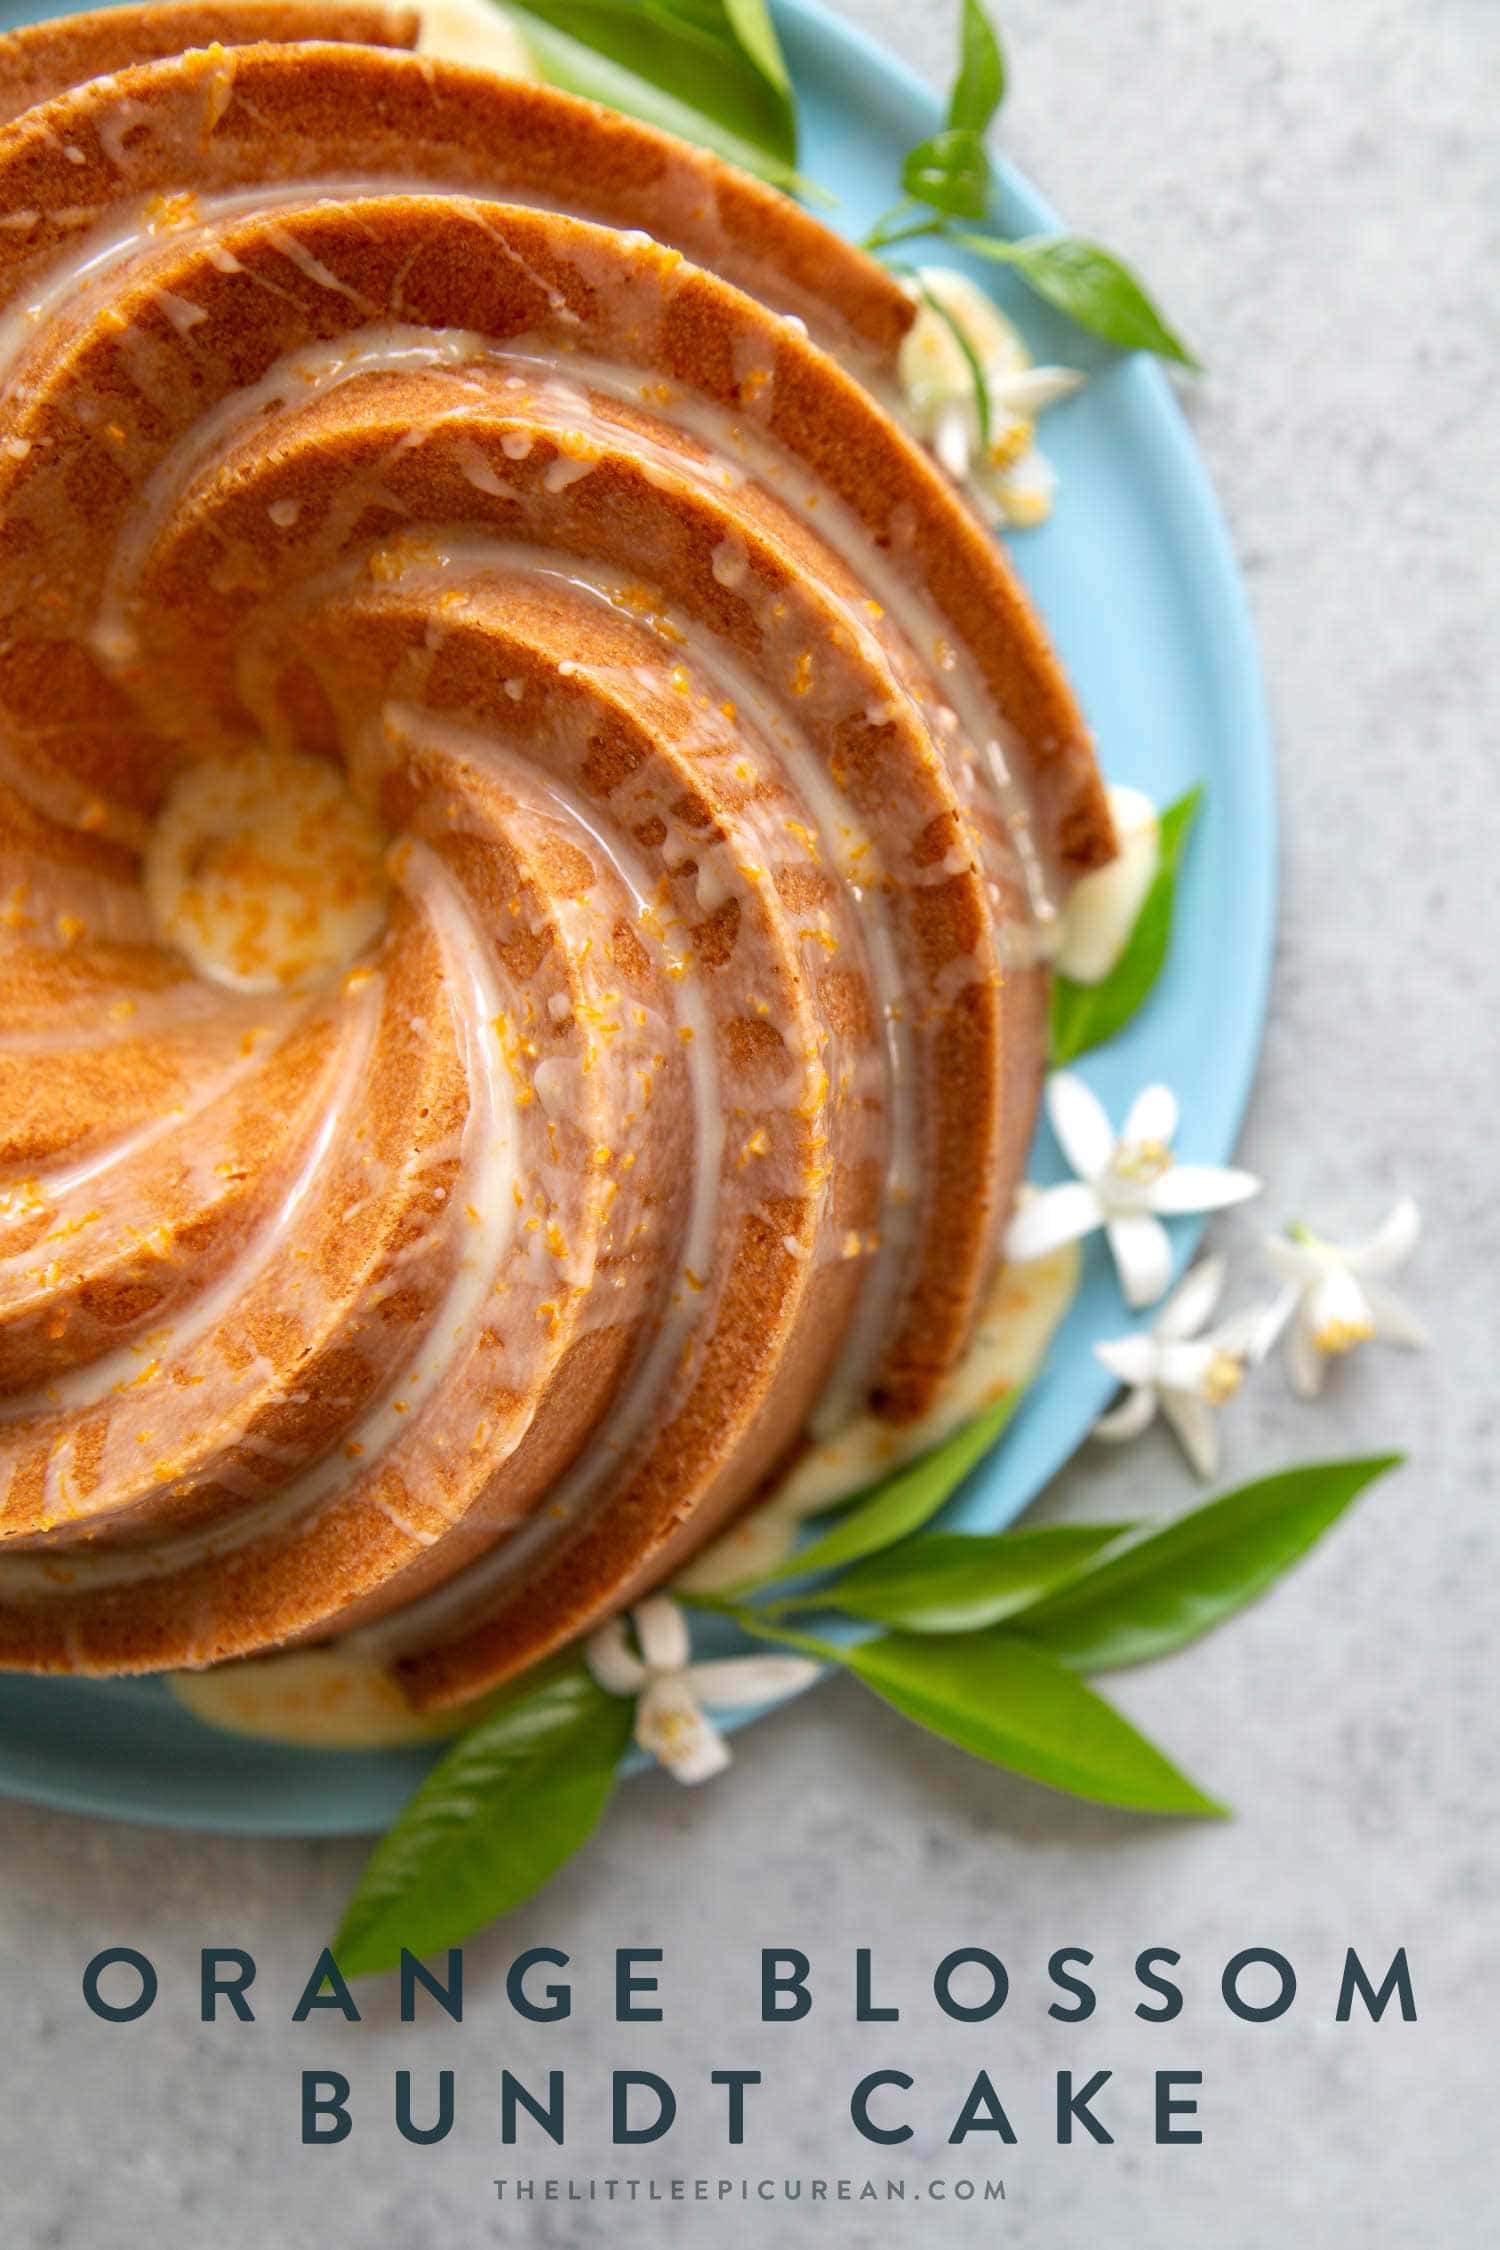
left=698, top=1443, right=1399, bottom=1820
left=865, top=1, right=1196, bottom=365
left=496, top=2, right=1192, bottom=363
left=334, top=1448, right=1399, bottom=1973
left=897, top=0, right=1006, bottom=223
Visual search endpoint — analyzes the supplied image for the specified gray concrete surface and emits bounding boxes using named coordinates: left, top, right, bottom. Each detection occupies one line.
left=1, top=1, right=1496, bottom=2243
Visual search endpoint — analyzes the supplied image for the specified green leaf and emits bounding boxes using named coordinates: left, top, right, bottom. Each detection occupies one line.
left=722, top=0, right=791, bottom=96
left=948, top=0, right=1006, bottom=134
left=1049, top=785, right=1203, bottom=1065
left=902, top=127, right=992, bottom=221
left=1011, top=1456, right=1404, bottom=1672
left=717, top=1606, right=1218, bottom=1816
left=787, top=1523, right=1135, bottom=1632
left=876, top=2, right=1002, bottom=242
left=753, top=1390, right=1023, bottom=1589
left=507, top=0, right=798, bottom=176
left=844, top=1630, right=1225, bottom=1816
left=333, top=1665, right=632, bottom=1976
left=954, top=230, right=1199, bottom=366
left=517, top=20, right=799, bottom=183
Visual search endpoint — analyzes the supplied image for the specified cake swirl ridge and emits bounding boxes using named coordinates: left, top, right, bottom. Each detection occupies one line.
left=0, top=4, right=1112, bottom=1705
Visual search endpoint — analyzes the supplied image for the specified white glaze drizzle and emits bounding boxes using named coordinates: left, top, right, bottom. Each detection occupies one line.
left=0, top=842, right=523, bottom=1589
left=0, top=141, right=1075, bottom=1673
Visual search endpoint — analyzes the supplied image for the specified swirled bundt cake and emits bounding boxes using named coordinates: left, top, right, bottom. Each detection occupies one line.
left=0, top=1, right=1112, bottom=1708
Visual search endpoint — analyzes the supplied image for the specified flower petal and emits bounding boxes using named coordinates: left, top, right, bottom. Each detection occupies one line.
left=1217, top=1290, right=1297, bottom=1364
left=1154, top=1341, right=1219, bottom=1393
left=990, top=364, right=1085, bottom=416
left=1346, top=1196, right=1421, bottom=1275
left=1046, top=1071, right=1115, bottom=1181
left=584, top=1616, right=648, bottom=1697
left=934, top=400, right=973, bottom=481
left=636, top=1677, right=732, bottom=1785
left=1285, top=1313, right=1326, bottom=1399
left=683, top=1654, right=823, bottom=1709
left=632, top=1595, right=690, bottom=1673
left=1092, top=1385, right=1159, bottom=1443
left=1363, top=1281, right=1429, bottom=1351
left=1264, top=1234, right=1322, bottom=1285
left=1160, top=1387, right=1220, bottom=1479
left=1056, top=786, right=1160, bottom=984
left=989, top=440, right=1057, bottom=529
left=1106, top=1211, right=1174, bottom=1309
left=1122, top=1082, right=1179, bottom=1149
left=1004, top=1180, right=1102, bottom=1262
left=1149, top=1164, right=1262, bottom=1214
left=1093, top=1334, right=1164, bottom=1387
left=1307, top=1265, right=1374, bottom=1350
left=1154, top=1253, right=1227, bottom=1342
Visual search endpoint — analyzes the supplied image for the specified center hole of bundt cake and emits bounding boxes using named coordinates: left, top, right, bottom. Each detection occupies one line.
left=143, top=747, right=391, bottom=994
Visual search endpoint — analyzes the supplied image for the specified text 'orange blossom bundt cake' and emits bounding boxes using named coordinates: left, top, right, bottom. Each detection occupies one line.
left=0, top=0, right=1112, bottom=1710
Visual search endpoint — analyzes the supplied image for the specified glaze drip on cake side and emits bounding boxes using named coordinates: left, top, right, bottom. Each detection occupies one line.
left=0, top=4, right=1112, bottom=1707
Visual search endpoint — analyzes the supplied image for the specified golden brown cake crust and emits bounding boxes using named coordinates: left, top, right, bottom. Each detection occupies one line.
left=0, top=17, right=1113, bottom=1702
left=0, top=0, right=420, bottom=123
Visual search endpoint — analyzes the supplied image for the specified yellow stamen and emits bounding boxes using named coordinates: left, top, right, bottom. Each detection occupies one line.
left=1200, top=1351, right=1243, bottom=1406
left=1112, top=1137, right=1174, bottom=1186
left=1314, top=1315, right=1374, bottom=1357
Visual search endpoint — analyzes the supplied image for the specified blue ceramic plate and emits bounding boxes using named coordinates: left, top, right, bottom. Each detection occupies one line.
left=0, top=0, right=1274, bottom=1832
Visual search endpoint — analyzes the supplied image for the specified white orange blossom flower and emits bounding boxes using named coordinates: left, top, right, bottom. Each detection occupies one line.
left=586, top=1597, right=819, bottom=1785
left=1093, top=1254, right=1282, bottom=1477
left=896, top=267, right=1082, bottom=528
left=1006, top=1074, right=1261, bottom=1309
left=1262, top=1198, right=1426, bottom=1398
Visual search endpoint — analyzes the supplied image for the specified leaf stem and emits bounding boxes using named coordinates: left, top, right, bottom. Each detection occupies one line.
left=862, top=206, right=941, bottom=252
left=915, top=278, right=993, bottom=450
left=702, top=1600, right=843, bottom=1665
left=675, top=1586, right=744, bottom=1616
left=739, top=1593, right=814, bottom=1619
